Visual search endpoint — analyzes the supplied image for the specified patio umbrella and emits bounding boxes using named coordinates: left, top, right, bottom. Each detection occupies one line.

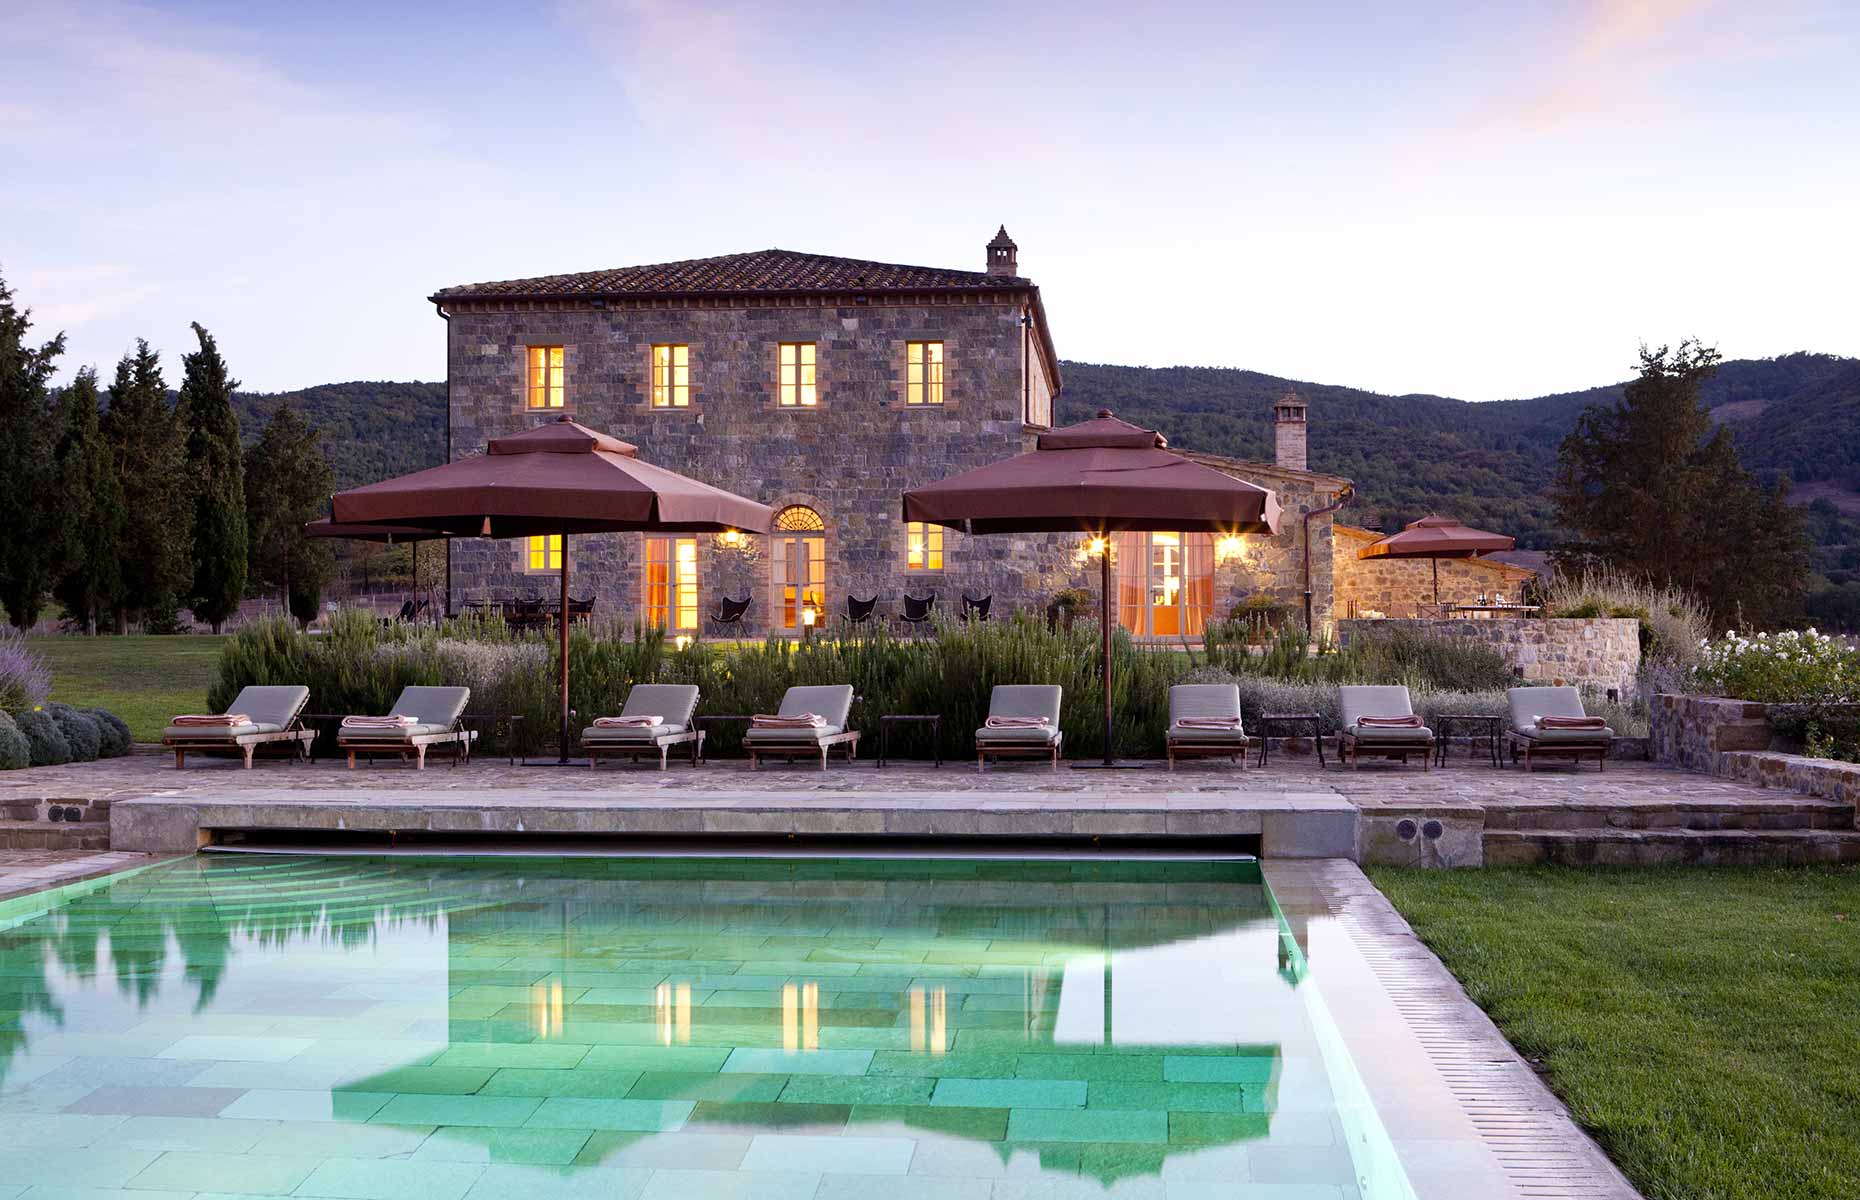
left=903, top=410, right=1281, bottom=767
left=304, top=518, right=445, bottom=622
left=1355, top=514, right=1515, bottom=613
left=331, top=416, right=773, bottom=761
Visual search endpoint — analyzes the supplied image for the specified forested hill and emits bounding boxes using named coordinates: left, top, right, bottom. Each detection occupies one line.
left=1058, top=353, right=1859, bottom=548
left=232, top=381, right=445, bottom=492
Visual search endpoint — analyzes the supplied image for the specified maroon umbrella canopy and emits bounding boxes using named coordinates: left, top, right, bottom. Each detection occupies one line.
left=903, top=411, right=1282, bottom=766
left=1355, top=515, right=1514, bottom=561
left=331, top=418, right=773, bottom=537
left=903, top=412, right=1282, bottom=536
left=303, top=518, right=445, bottom=544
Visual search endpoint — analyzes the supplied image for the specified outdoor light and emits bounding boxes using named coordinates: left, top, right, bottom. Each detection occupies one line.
left=674, top=635, right=691, bottom=650
left=801, top=606, right=817, bottom=627
left=720, top=529, right=742, bottom=547
left=1086, top=536, right=1108, bottom=557
left=1216, top=534, right=1245, bottom=563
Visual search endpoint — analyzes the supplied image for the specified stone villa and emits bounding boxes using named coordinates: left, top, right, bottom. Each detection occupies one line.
left=431, top=229, right=1522, bottom=640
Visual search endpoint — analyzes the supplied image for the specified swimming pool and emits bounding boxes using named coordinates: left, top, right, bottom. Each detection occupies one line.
left=0, top=855, right=1415, bottom=1198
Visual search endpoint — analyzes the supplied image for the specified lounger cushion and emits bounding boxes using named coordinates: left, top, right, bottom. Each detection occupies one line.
left=231, top=685, right=311, bottom=729
left=1339, top=685, right=1417, bottom=732
left=1507, top=686, right=1595, bottom=734
left=621, top=684, right=699, bottom=728
left=975, top=724, right=1062, bottom=745
left=582, top=723, right=685, bottom=742
left=1167, top=725, right=1252, bottom=744
left=1344, top=722, right=1434, bottom=742
left=338, top=723, right=457, bottom=741
left=1169, top=684, right=1242, bottom=730
left=744, top=724, right=845, bottom=744
left=1514, top=725, right=1616, bottom=743
left=164, top=722, right=286, bottom=741
left=393, top=686, right=472, bottom=727
left=775, top=685, right=854, bottom=729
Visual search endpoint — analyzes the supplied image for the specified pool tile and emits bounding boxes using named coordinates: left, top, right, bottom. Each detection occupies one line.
left=867, top=1051, right=1017, bottom=1078
left=414, top=1126, right=595, bottom=1165
left=219, top=1089, right=395, bottom=1121
left=636, top=1168, right=820, bottom=1200
left=1006, top=1107, right=1169, bottom=1144
left=931, top=1078, right=1085, bottom=1109
left=1164, top=1055, right=1278, bottom=1085
left=1088, top=1081, right=1248, bottom=1113
left=61, top=1085, right=246, bottom=1117
left=10, top=1188, right=194, bottom=1200
left=739, top=1132, right=916, bottom=1175
left=626, top=1071, right=786, bottom=1102
left=113, top=1113, right=275, bottom=1152
left=850, top=1103, right=1010, bottom=1141
left=527, top=1097, right=695, bottom=1131
left=581, top=1045, right=730, bottom=1073
left=721, top=1047, right=873, bottom=1076
left=340, top=1066, right=494, bottom=1094
left=159, top=1034, right=316, bottom=1062
left=371, top=1093, right=543, bottom=1128
left=816, top=1174, right=991, bottom=1200
left=778, top=1075, right=933, bottom=1106
left=688, top=1100, right=850, bottom=1132
left=431, top=1043, right=590, bottom=1070
left=3, top=1112, right=128, bottom=1148
left=294, top=1156, right=486, bottom=1200
left=574, top=1130, right=751, bottom=1170
left=1016, top=1053, right=1165, bottom=1082
left=461, top=1163, right=652, bottom=1200
left=0, top=1147, right=160, bottom=1188
left=128, top=1150, right=322, bottom=1195
left=246, top=1118, right=436, bottom=1159
left=1169, top=1110, right=1272, bottom=1144
left=481, top=1068, right=642, bottom=1098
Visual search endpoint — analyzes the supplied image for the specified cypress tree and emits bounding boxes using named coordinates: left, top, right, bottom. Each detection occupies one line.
left=245, top=402, right=334, bottom=628
left=0, top=272, right=65, bottom=629
left=51, top=368, right=126, bottom=634
left=104, top=340, right=192, bottom=630
left=178, top=322, right=246, bottom=633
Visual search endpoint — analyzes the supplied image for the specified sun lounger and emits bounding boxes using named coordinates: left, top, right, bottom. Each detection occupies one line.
left=742, top=685, right=859, bottom=770
left=1337, top=685, right=1434, bottom=769
left=161, top=685, right=315, bottom=769
left=581, top=684, right=703, bottom=770
left=336, top=686, right=476, bottom=769
left=1505, top=686, right=1614, bottom=772
left=975, top=685, right=1063, bottom=772
left=1165, top=684, right=1251, bottom=770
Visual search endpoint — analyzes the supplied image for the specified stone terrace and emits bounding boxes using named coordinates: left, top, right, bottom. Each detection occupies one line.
left=3, top=747, right=1855, bottom=867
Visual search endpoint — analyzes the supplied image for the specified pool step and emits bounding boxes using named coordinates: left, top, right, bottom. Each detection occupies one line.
left=1480, top=798, right=1853, bottom=833
left=1486, top=827, right=1860, bottom=867
left=0, top=819, right=112, bottom=851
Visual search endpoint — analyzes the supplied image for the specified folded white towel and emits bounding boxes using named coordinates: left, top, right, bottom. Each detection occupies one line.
left=595, top=715, right=663, bottom=728
left=1176, top=717, right=1243, bottom=730
left=752, top=713, right=826, bottom=729
left=1537, top=715, right=1606, bottom=730
left=172, top=713, right=251, bottom=727
left=1357, top=714, right=1423, bottom=729
left=341, top=714, right=419, bottom=729
left=984, top=716, right=1050, bottom=729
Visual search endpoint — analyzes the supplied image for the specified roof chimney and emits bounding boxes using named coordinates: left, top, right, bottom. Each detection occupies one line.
left=986, top=225, right=1018, bottom=277
left=1273, top=391, right=1308, bottom=472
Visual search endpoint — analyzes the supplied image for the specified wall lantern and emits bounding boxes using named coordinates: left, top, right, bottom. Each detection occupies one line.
left=1215, top=534, right=1246, bottom=564
left=719, top=529, right=743, bottom=547
left=674, top=635, right=692, bottom=651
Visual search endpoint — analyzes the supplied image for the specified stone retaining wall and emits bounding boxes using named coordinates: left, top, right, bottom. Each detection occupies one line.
left=1337, top=617, right=1640, bottom=693
left=1651, top=693, right=1860, bottom=818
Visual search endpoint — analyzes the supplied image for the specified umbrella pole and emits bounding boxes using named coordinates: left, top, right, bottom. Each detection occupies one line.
left=560, top=529, right=571, bottom=764
left=1432, top=557, right=1440, bottom=614
left=1101, top=545, right=1113, bottom=767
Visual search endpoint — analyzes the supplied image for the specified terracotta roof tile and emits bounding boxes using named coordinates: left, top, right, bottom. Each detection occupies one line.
left=432, top=248, right=1031, bottom=301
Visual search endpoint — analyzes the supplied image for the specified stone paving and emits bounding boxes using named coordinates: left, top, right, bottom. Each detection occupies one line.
left=0, top=849, right=171, bottom=903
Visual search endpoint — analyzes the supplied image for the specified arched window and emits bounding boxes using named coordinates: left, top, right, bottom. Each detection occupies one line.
left=771, top=506, right=827, bottom=630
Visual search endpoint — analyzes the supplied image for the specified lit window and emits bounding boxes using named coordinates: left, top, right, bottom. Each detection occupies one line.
left=528, top=346, right=564, bottom=409
left=526, top=535, right=563, bottom=572
left=1114, top=531, right=1213, bottom=638
left=778, top=342, right=817, bottom=407
left=905, top=522, right=943, bottom=571
left=644, top=535, right=699, bottom=631
left=905, top=341, right=944, bottom=405
left=651, top=344, right=690, bottom=408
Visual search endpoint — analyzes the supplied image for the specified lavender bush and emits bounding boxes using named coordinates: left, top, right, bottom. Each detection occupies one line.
left=0, top=628, right=51, bottom=712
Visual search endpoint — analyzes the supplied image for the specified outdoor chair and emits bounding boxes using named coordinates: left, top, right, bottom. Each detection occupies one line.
left=1165, top=683, right=1252, bottom=770
left=162, top=685, right=316, bottom=769
left=975, top=684, right=1063, bottom=772
left=567, top=596, right=595, bottom=621
left=1504, top=685, right=1613, bottom=772
left=581, top=683, right=703, bottom=770
left=846, top=595, right=879, bottom=625
left=742, top=685, right=860, bottom=771
left=900, top=593, right=936, bottom=632
left=961, top=594, right=992, bottom=622
left=336, top=685, right=477, bottom=770
left=1337, top=685, right=1434, bottom=769
left=711, top=596, right=751, bottom=629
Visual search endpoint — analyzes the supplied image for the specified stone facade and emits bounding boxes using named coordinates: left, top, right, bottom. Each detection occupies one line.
left=1336, top=617, right=1641, bottom=692
left=1332, top=525, right=1538, bottom=619
left=436, top=238, right=1354, bottom=640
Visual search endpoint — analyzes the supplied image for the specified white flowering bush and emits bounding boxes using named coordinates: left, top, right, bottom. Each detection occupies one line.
left=1690, top=630, right=1859, bottom=705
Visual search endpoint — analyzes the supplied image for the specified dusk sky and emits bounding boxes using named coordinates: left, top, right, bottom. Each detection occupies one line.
left=6, top=0, right=1857, bottom=400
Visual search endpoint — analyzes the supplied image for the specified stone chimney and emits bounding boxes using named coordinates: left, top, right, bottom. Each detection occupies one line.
left=1273, top=391, right=1308, bottom=472
left=986, top=225, right=1019, bottom=276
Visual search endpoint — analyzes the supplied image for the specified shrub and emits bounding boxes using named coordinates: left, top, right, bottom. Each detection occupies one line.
left=0, top=712, right=29, bottom=770
left=12, top=708, right=71, bottom=766
left=85, top=707, right=133, bottom=757
left=1545, top=567, right=1709, bottom=667
left=45, top=703, right=102, bottom=762
left=1690, top=629, right=1858, bottom=705
left=0, top=628, right=51, bottom=711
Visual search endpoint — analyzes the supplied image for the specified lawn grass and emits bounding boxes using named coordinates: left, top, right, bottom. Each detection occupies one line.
left=1370, top=865, right=1860, bottom=1200
left=29, top=635, right=226, bottom=743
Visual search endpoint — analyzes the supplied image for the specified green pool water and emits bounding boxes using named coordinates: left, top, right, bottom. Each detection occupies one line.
left=0, top=855, right=1414, bottom=1198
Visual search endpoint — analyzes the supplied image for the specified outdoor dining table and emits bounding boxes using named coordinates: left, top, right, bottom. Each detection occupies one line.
left=1449, top=604, right=1542, bottom=617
